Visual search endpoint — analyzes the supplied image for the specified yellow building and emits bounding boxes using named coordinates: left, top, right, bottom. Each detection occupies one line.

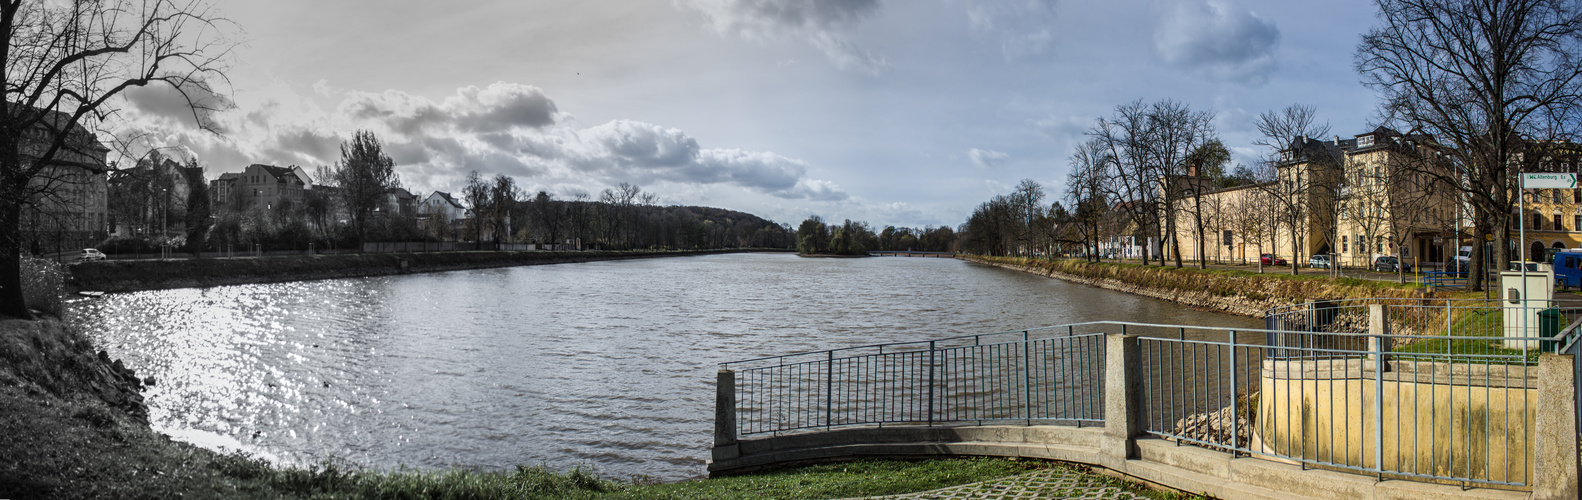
left=1168, top=128, right=1460, bottom=268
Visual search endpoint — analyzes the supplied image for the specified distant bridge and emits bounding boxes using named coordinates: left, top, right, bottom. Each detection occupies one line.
left=867, top=251, right=955, bottom=258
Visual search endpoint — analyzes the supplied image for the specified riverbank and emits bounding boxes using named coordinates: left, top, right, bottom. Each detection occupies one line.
left=960, top=255, right=1465, bottom=316
left=69, top=248, right=785, bottom=293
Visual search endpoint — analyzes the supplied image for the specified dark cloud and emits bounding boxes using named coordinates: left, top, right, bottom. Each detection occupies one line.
left=450, top=84, right=559, bottom=132
left=566, top=120, right=846, bottom=200
left=339, top=83, right=560, bottom=137
left=274, top=128, right=342, bottom=164
left=1154, top=0, right=1279, bottom=84
left=124, top=79, right=234, bottom=132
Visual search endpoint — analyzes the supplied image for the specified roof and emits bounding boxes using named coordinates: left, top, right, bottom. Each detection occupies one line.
left=430, top=191, right=464, bottom=208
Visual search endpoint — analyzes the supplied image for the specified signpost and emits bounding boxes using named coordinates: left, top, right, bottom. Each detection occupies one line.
left=1515, top=172, right=1574, bottom=351
left=1521, top=172, right=1578, bottom=189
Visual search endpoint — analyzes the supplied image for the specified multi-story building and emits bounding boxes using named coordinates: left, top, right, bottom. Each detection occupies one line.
left=1167, top=127, right=1461, bottom=268
left=210, top=164, right=313, bottom=211
left=19, top=110, right=110, bottom=254
left=106, top=152, right=203, bottom=238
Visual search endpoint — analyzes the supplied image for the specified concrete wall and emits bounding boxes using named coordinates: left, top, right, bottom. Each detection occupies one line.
left=1257, top=359, right=1534, bottom=484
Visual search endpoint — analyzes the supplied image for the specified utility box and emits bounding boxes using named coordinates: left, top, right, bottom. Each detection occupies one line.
left=1501, top=267, right=1555, bottom=349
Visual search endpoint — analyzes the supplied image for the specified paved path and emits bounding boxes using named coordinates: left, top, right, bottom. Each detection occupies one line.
left=854, top=467, right=1150, bottom=500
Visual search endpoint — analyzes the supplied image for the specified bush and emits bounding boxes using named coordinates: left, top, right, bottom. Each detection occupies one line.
left=20, top=255, right=65, bottom=316
left=96, top=237, right=161, bottom=255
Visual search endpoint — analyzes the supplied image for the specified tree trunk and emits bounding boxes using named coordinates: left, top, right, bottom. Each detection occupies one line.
left=0, top=201, right=30, bottom=319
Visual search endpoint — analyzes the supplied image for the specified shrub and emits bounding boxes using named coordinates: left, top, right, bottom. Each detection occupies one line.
left=20, top=255, right=64, bottom=316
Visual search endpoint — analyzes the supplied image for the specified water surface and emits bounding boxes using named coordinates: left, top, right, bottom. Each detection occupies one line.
left=70, top=253, right=1258, bottom=479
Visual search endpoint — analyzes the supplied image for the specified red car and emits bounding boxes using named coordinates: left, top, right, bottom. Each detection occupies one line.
left=1260, top=254, right=1287, bottom=266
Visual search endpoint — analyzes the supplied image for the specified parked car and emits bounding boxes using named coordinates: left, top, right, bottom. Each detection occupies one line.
left=1372, top=255, right=1411, bottom=272
left=1307, top=254, right=1331, bottom=269
left=1260, top=254, right=1287, bottom=266
left=77, top=248, right=106, bottom=262
left=1443, top=257, right=1470, bottom=277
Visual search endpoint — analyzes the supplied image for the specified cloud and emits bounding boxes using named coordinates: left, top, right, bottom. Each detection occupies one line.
left=1154, top=0, right=1279, bottom=84
left=1031, top=115, right=1089, bottom=140
left=680, top=0, right=888, bottom=76
left=111, top=79, right=847, bottom=206
left=340, top=82, right=560, bottom=137
left=123, top=79, right=235, bottom=132
left=968, top=148, right=1009, bottom=168
left=562, top=121, right=846, bottom=200
left=964, top=0, right=1060, bottom=60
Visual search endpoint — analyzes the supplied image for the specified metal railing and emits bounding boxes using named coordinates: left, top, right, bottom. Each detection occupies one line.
left=722, top=326, right=1106, bottom=436
left=721, top=307, right=1559, bottom=488
left=1264, top=297, right=1582, bottom=360
left=1140, top=330, right=1534, bottom=487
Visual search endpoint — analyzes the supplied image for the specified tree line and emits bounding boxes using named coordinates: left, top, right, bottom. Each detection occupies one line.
left=794, top=216, right=955, bottom=255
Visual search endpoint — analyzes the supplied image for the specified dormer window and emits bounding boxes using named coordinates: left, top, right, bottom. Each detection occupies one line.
left=1358, top=135, right=1375, bottom=148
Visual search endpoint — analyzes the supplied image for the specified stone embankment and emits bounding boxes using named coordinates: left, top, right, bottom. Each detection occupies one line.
left=0, top=319, right=149, bottom=422
left=960, top=255, right=1447, bottom=317
left=70, top=248, right=784, bottom=293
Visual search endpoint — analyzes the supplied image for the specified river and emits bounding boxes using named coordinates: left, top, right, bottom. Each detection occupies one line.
left=67, top=253, right=1260, bottom=480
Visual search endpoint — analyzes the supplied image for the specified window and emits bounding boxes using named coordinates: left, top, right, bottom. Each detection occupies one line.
left=1359, top=135, right=1375, bottom=148
left=1557, top=214, right=1565, bottom=231
left=1342, top=236, right=1349, bottom=253
left=1340, top=205, right=1348, bottom=219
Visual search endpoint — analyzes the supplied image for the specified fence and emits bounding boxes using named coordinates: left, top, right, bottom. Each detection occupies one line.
left=722, top=327, right=1106, bottom=435
left=718, top=306, right=1575, bottom=489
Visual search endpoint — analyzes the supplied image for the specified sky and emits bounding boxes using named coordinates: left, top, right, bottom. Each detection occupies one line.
left=113, top=0, right=1387, bottom=229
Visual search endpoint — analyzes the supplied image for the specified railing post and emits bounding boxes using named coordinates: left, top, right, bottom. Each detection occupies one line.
left=825, top=351, right=833, bottom=429
left=712, top=368, right=739, bottom=462
left=1103, top=332, right=1141, bottom=461
left=1229, top=330, right=1238, bottom=453
left=1534, top=353, right=1579, bottom=500
left=1023, top=330, right=1032, bottom=425
left=927, top=340, right=936, bottom=427
left=1368, top=304, right=1386, bottom=475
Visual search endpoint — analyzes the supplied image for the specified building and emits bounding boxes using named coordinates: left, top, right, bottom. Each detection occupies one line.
left=1166, top=128, right=1460, bottom=268
left=210, top=164, right=313, bottom=212
left=106, top=152, right=203, bottom=238
left=382, top=187, right=418, bottom=217
left=418, top=191, right=469, bottom=221
left=18, top=110, right=110, bottom=254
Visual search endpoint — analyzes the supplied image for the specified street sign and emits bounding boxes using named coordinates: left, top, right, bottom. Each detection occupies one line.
left=1521, top=172, right=1577, bottom=189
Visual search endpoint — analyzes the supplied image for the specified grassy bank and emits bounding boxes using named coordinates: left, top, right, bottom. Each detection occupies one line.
left=68, top=249, right=780, bottom=293
left=964, top=255, right=1475, bottom=315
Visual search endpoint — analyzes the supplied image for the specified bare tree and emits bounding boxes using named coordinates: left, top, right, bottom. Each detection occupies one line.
left=1356, top=0, right=1582, bottom=290
left=1182, top=139, right=1230, bottom=268
left=0, top=0, right=233, bottom=318
left=1089, top=99, right=1217, bottom=268
left=462, top=170, right=489, bottom=249
left=1066, top=139, right=1110, bottom=261
left=1253, top=104, right=1336, bottom=275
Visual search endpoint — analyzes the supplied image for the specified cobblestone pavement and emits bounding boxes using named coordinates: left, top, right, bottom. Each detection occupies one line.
left=853, top=467, right=1151, bottom=500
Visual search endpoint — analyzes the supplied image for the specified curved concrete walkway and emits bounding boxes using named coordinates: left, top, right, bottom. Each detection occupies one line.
left=853, top=467, right=1147, bottom=500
